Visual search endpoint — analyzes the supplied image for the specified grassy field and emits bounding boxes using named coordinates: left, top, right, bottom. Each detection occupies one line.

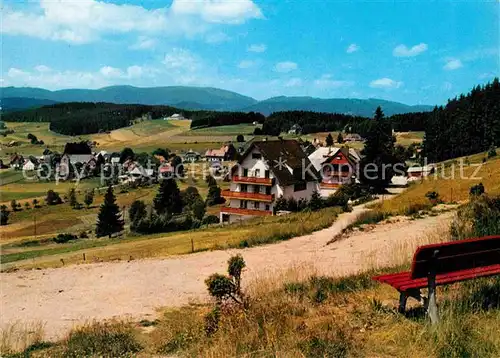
left=4, top=225, right=499, bottom=357
left=374, top=151, right=500, bottom=216
left=1, top=206, right=342, bottom=270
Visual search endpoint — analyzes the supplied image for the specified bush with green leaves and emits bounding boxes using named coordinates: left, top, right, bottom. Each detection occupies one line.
left=201, top=215, right=219, bottom=226
left=470, top=183, right=485, bottom=197
left=425, top=191, right=440, bottom=205
left=204, top=255, right=246, bottom=335
left=10, top=199, right=20, bottom=212
left=0, top=205, right=10, bottom=225
left=53, top=233, right=78, bottom=244
left=46, top=190, right=62, bottom=205
left=488, top=146, right=497, bottom=158
left=451, top=194, right=500, bottom=240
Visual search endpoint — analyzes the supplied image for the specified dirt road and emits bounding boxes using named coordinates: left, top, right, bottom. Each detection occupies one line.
left=0, top=206, right=453, bottom=340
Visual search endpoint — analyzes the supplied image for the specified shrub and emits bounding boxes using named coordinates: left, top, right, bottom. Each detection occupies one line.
left=129, top=200, right=147, bottom=225
left=46, top=190, right=62, bottom=205
left=425, top=191, right=440, bottom=205
left=253, top=127, right=263, bottom=135
left=236, top=134, right=244, bottom=142
left=451, top=194, right=500, bottom=240
left=10, top=200, right=20, bottom=212
left=487, top=146, right=497, bottom=158
left=79, top=231, right=89, bottom=239
left=201, top=215, right=219, bottom=226
left=53, top=233, right=78, bottom=244
left=0, top=205, right=10, bottom=225
left=64, top=322, right=142, bottom=357
left=470, top=182, right=485, bottom=196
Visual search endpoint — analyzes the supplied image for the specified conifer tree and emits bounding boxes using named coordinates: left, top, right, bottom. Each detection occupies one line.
left=153, top=178, right=183, bottom=216
left=337, top=132, right=344, bottom=144
left=205, top=175, right=224, bottom=206
left=359, top=106, right=398, bottom=191
left=95, top=186, right=124, bottom=237
left=325, top=133, right=334, bottom=146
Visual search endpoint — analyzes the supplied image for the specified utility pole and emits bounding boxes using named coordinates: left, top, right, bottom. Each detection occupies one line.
left=34, top=210, right=37, bottom=241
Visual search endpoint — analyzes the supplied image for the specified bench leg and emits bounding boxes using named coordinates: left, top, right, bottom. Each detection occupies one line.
left=398, top=292, right=408, bottom=313
left=427, top=269, right=439, bottom=324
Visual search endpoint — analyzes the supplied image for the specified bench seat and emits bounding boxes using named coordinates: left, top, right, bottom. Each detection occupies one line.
left=373, top=264, right=500, bottom=292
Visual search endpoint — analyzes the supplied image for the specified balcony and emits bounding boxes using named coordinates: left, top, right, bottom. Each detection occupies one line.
left=222, top=190, right=274, bottom=202
left=221, top=206, right=272, bottom=217
left=319, top=182, right=341, bottom=189
left=232, top=176, right=274, bottom=186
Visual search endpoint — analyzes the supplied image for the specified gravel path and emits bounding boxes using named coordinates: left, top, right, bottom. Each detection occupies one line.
left=0, top=206, right=453, bottom=340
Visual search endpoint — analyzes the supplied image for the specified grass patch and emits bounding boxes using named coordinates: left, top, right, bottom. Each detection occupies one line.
left=2, top=207, right=342, bottom=269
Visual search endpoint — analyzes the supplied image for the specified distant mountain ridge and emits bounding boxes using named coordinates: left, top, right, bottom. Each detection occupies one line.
left=1, top=86, right=433, bottom=116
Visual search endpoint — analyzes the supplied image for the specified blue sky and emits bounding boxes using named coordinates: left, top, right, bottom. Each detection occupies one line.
left=2, top=0, right=499, bottom=105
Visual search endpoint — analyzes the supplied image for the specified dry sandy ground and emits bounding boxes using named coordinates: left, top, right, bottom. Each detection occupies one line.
left=0, top=206, right=453, bottom=340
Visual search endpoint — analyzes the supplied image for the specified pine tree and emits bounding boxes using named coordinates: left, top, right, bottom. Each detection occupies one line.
left=359, top=106, right=398, bottom=191
left=325, top=133, right=334, bottom=146
left=84, top=189, right=94, bottom=208
left=129, top=200, right=147, bottom=224
left=153, top=178, right=183, bottom=216
left=337, top=132, right=344, bottom=144
left=68, top=188, right=78, bottom=208
left=206, top=175, right=224, bottom=206
left=95, top=186, right=124, bottom=238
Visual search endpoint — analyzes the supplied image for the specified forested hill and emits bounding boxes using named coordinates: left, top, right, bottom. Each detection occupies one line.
left=1, top=86, right=257, bottom=111
left=1, top=102, right=265, bottom=136
left=423, top=78, right=500, bottom=162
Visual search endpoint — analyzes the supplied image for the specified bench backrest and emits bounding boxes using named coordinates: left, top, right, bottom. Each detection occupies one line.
left=410, top=235, right=500, bottom=279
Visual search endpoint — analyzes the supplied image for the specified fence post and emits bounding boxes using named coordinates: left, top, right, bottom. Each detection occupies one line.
left=83, top=253, right=86, bottom=261
left=191, top=238, right=194, bottom=253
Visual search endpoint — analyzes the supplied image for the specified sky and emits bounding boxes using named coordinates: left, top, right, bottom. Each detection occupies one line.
left=1, top=0, right=499, bottom=105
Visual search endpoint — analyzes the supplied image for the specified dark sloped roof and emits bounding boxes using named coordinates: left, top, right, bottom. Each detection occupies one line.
left=235, top=139, right=320, bottom=186
left=63, top=142, right=92, bottom=155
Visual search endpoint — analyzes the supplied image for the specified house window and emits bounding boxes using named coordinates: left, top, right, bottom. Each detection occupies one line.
left=254, top=202, right=260, bottom=209
left=240, top=200, right=248, bottom=209
left=240, top=184, right=248, bottom=192
left=252, top=185, right=259, bottom=193
left=252, top=153, right=262, bottom=159
left=265, top=186, right=272, bottom=195
left=265, top=204, right=270, bottom=211
left=255, top=169, right=260, bottom=177
left=265, top=170, right=270, bottom=178
left=243, top=168, right=248, bottom=177
left=294, top=181, right=307, bottom=192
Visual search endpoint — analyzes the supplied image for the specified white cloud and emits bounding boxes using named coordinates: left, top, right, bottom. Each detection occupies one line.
left=274, top=61, right=298, bottom=73
left=35, top=65, right=51, bottom=73
left=284, top=78, right=302, bottom=87
left=170, top=0, right=262, bottom=24
left=393, top=43, right=428, bottom=57
left=443, top=58, right=463, bottom=71
left=314, top=74, right=354, bottom=89
left=238, top=60, right=256, bottom=69
left=346, top=44, right=360, bottom=53
left=369, top=77, right=403, bottom=89
left=100, top=66, right=123, bottom=78
left=205, top=32, right=230, bottom=44
left=247, top=43, right=266, bottom=53
left=6, top=64, right=149, bottom=89
left=129, top=36, right=157, bottom=50
left=162, top=48, right=200, bottom=73
left=2, top=0, right=262, bottom=44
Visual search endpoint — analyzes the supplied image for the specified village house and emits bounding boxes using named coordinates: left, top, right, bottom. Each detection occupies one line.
left=165, top=113, right=186, bottom=120
left=407, top=164, right=436, bottom=181
left=62, top=142, right=93, bottom=164
left=344, top=133, right=364, bottom=142
left=22, top=157, right=39, bottom=171
left=183, top=149, right=201, bottom=163
left=220, top=139, right=319, bottom=224
left=308, top=147, right=361, bottom=197
left=9, top=154, right=24, bottom=169
left=205, top=144, right=237, bottom=162
left=288, top=124, right=302, bottom=135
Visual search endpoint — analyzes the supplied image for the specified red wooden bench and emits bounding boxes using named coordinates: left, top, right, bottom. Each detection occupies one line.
left=372, top=235, right=500, bottom=323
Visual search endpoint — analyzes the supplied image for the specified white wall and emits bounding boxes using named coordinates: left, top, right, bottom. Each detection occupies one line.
left=281, top=181, right=318, bottom=201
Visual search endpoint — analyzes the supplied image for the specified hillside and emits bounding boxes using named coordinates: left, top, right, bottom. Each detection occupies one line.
left=1, top=86, right=433, bottom=116
left=0, top=97, right=59, bottom=112
left=1, top=86, right=257, bottom=111
left=242, top=96, right=433, bottom=116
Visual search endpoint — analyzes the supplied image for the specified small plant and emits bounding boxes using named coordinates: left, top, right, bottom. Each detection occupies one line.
left=84, top=189, right=94, bottom=208
left=79, top=231, right=89, bottom=239
left=10, top=199, right=20, bottom=212
left=24, top=202, right=31, bottom=210
left=0, top=205, right=10, bottom=225
left=204, top=255, right=246, bottom=335
left=425, top=191, right=440, bottom=205
left=53, top=233, right=78, bottom=244
left=470, top=182, right=485, bottom=196
left=46, top=190, right=62, bottom=205
left=487, top=146, right=497, bottom=159
left=32, top=198, right=40, bottom=208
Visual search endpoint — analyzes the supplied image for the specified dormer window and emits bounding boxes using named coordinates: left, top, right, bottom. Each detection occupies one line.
left=252, top=153, right=262, bottom=159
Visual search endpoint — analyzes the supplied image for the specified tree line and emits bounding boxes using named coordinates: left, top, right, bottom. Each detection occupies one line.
left=423, top=78, right=500, bottom=162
